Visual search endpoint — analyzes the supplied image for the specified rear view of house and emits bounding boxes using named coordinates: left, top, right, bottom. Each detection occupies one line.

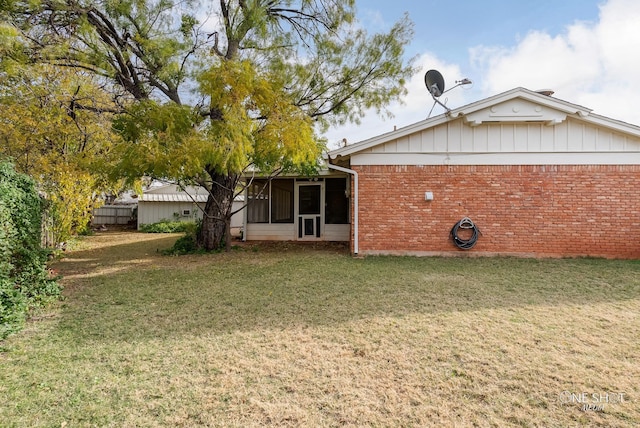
left=242, top=88, right=640, bottom=259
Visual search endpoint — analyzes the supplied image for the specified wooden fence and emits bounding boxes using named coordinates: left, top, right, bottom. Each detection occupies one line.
left=41, top=209, right=56, bottom=248
left=91, top=205, right=136, bottom=226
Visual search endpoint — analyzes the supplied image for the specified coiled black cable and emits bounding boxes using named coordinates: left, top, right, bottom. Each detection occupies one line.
left=450, top=217, right=480, bottom=250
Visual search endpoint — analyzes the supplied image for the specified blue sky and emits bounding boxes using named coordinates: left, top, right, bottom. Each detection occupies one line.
left=362, top=1, right=600, bottom=64
left=325, top=0, right=640, bottom=147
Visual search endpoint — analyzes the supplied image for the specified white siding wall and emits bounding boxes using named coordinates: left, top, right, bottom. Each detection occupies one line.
left=324, top=224, right=350, bottom=241
left=138, top=201, right=244, bottom=229
left=245, top=223, right=296, bottom=241
left=137, top=201, right=205, bottom=228
left=356, top=117, right=640, bottom=166
left=244, top=223, right=349, bottom=241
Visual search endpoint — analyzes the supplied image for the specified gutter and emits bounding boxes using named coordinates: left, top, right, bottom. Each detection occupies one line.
left=327, top=163, right=359, bottom=255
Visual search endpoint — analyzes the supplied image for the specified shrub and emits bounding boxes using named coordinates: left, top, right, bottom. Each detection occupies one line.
left=162, top=220, right=205, bottom=255
left=140, top=220, right=197, bottom=234
left=0, top=161, right=61, bottom=340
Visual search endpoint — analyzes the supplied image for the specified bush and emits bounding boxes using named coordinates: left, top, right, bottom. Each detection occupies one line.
left=164, top=233, right=199, bottom=255
left=0, top=161, right=61, bottom=340
left=140, top=220, right=197, bottom=234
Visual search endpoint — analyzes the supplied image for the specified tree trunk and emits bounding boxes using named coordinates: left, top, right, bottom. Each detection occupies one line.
left=197, top=171, right=238, bottom=251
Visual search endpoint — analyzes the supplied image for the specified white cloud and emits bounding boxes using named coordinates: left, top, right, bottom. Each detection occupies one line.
left=324, top=0, right=640, bottom=147
left=324, top=53, right=472, bottom=148
left=471, top=0, right=640, bottom=124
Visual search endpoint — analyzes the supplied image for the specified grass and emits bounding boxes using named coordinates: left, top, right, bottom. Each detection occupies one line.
left=1, top=231, right=639, bottom=427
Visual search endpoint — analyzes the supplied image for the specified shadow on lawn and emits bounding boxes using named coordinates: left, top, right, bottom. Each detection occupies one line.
left=53, top=232, right=640, bottom=343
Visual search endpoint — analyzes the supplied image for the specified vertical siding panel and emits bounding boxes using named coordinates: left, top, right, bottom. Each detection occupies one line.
left=371, top=142, right=386, bottom=153
left=610, top=133, right=627, bottom=151
left=554, top=121, right=569, bottom=151
left=487, top=125, right=501, bottom=151
left=409, top=132, right=422, bottom=152
left=583, top=124, right=597, bottom=151
left=541, top=124, right=555, bottom=151
left=421, top=128, right=435, bottom=152
left=472, top=124, right=488, bottom=152
left=396, top=136, right=410, bottom=152
left=434, top=125, right=448, bottom=152
left=514, top=124, right=528, bottom=152
left=501, top=124, right=515, bottom=151
left=460, top=123, right=474, bottom=152
left=566, top=120, right=583, bottom=151
left=596, top=128, right=612, bottom=151
left=528, top=124, right=542, bottom=151
left=448, top=121, right=462, bottom=152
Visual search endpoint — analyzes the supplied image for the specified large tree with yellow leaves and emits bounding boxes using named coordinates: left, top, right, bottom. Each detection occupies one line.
left=3, top=0, right=414, bottom=250
left=0, top=64, right=119, bottom=242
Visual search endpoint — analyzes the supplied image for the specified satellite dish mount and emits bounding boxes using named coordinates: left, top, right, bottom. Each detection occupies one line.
left=424, top=69, right=472, bottom=118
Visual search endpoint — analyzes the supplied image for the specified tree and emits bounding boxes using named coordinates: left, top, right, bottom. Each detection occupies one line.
left=4, top=0, right=415, bottom=250
left=0, top=64, right=120, bottom=242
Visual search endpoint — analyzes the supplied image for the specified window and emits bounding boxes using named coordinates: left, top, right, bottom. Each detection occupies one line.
left=247, top=179, right=268, bottom=223
left=247, top=179, right=295, bottom=224
left=325, top=178, right=349, bottom=224
left=271, top=179, right=294, bottom=223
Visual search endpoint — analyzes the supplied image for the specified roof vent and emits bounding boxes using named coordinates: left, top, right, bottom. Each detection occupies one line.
left=536, top=89, right=555, bottom=96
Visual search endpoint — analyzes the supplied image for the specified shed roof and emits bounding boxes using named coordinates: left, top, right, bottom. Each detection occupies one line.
left=139, top=193, right=208, bottom=203
left=139, top=184, right=208, bottom=203
left=139, top=184, right=244, bottom=203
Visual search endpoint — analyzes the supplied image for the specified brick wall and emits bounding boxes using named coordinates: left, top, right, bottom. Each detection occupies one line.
left=353, top=165, right=640, bottom=259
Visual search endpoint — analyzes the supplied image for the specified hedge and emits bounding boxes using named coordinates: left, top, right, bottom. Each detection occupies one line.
left=0, top=160, right=61, bottom=340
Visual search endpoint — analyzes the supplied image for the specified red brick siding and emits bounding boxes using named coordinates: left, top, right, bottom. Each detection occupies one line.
left=353, top=165, right=640, bottom=259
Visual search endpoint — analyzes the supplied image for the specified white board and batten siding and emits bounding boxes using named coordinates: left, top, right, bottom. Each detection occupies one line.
left=332, top=88, right=640, bottom=167
left=355, top=117, right=640, bottom=166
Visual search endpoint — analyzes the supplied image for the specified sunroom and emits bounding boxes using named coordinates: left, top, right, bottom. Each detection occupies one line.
left=242, top=173, right=351, bottom=242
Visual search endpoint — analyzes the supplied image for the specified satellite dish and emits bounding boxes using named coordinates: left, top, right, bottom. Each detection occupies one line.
left=425, top=69, right=445, bottom=98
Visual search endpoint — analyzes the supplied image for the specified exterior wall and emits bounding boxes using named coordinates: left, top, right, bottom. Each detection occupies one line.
left=138, top=200, right=243, bottom=229
left=366, top=116, right=640, bottom=155
left=355, top=164, right=640, bottom=259
left=355, top=117, right=640, bottom=166
left=137, top=201, right=205, bottom=228
left=244, top=223, right=350, bottom=241
left=245, top=223, right=296, bottom=241
left=324, top=224, right=351, bottom=241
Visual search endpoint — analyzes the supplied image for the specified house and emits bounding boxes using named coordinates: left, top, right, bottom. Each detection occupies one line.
left=138, top=184, right=243, bottom=231
left=242, top=87, right=640, bottom=259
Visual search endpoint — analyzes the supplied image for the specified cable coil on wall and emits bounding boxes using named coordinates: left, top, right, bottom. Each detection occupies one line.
left=450, top=217, right=480, bottom=250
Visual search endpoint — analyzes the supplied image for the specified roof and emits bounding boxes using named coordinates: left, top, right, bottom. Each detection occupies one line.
left=139, top=184, right=244, bottom=203
left=139, top=193, right=208, bottom=203
left=139, top=184, right=208, bottom=203
left=328, top=87, right=640, bottom=160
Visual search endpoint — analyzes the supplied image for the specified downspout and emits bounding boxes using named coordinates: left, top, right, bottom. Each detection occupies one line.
left=327, top=163, right=359, bottom=255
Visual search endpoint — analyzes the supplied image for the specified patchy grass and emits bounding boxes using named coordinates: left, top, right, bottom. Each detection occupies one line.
left=1, top=232, right=639, bottom=427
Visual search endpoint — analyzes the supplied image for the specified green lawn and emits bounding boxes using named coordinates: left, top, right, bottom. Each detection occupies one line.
left=1, top=232, right=639, bottom=427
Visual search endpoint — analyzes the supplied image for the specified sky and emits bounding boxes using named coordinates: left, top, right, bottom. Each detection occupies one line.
left=324, top=0, right=640, bottom=148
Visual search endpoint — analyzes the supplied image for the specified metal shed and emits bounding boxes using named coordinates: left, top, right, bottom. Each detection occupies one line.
left=137, top=184, right=244, bottom=230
